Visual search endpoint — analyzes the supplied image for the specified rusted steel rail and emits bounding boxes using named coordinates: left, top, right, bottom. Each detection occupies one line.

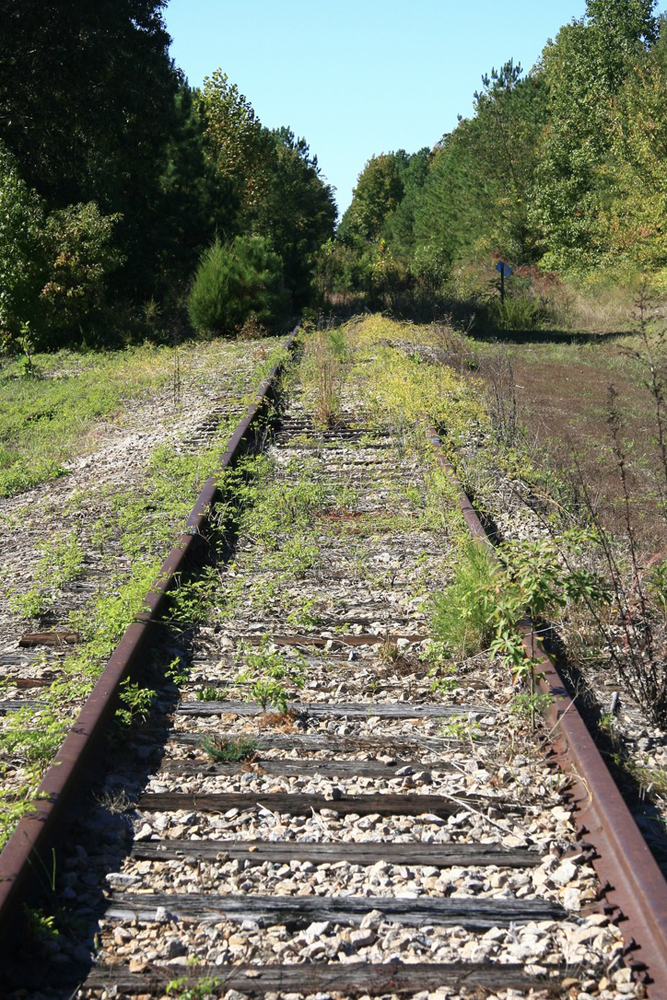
left=0, top=330, right=297, bottom=944
left=428, top=427, right=667, bottom=996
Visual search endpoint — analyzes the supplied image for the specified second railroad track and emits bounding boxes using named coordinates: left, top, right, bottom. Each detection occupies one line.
left=1, top=321, right=666, bottom=999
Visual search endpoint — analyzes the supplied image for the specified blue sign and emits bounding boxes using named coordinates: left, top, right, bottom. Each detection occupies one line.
left=495, top=261, right=513, bottom=277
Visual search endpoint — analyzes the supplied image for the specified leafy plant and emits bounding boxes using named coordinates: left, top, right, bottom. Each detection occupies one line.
left=439, top=716, right=481, bottom=742
left=196, top=686, right=228, bottom=702
left=116, top=679, right=156, bottom=730
left=165, top=656, right=190, bottom=686
left=511, top=691, right=554, bottom=724
left=233, top=640, right=307, bottom=714
left=200, top=735, right=258, bottom=762
left=23, top=905, right=59, bottom=944
left=431, top=529, right=608, bottom=728
left=6, top=530, right=84, bottom=621
left=166, top=976, right=225, bottom=999
left=431, top=540, right=498, bottom=658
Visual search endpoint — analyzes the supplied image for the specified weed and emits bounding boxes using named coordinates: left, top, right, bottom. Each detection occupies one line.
left=0, top=784, right=39, bottom=850
left=431, top=541, right=498, bottom=658
left=7, top=585, right=48, bottom=620
left=428, top=663, right=458, bottom=694
left=165, top=655, right=190, bottom=686
left=169, top=566, right=220, bottom=627
left=166, top=976, right=225, bottom=999
left=196, top=687, right=228, bottom=702
left=116, top=679, right=156, bottom=730
left=431, top=529, right=608, bottom=731
left=23, top=905, right=59, bottom=945
left=200, top=735, right=258, bottom=763
left=245, top=678, right=290, bottom=713
left=233, top=640, right=307, bottom=713
left=486, top=292, right=546, bottom=332
left=6, top=529, right=84, bottom=620
left=302, top=326, right=348, bottom=426
left=484, top=351, right=521, bottom=450
left=95, top=789, right=135, bottom=814
left=511, top=691, right=554, bottom=725
left=378, top=638, right=401, bottom=663
left=439, top=716, right=481, bottom=742
left=285, top=596, right=321, bottom=630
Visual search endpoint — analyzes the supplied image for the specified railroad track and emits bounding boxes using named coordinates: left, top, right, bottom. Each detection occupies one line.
left=1, top=326, right=666, bottom=999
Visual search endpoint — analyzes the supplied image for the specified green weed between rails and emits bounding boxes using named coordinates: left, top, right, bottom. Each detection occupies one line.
left=233, top=640, right=308, bottom=714
left=211, top=451, right=356, bottom=622
left=0, top=341, right=289, bottom=848
left=166, top=977, right=225, bottom=1000
left=300, top=324, right=349, bottom=427
left=200, top=735, right=258, bottom=763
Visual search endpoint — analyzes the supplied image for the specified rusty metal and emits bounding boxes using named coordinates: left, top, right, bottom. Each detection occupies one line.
left=428, top=426, right=667, bottom=996
left=0, top=330, right=297, bottom=944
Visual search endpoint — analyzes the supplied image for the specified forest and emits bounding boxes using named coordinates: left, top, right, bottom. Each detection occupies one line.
left=1, top=0, right=666, bottom=351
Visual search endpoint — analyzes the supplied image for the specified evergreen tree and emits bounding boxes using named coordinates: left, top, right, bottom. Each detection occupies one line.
left=531, top=0, right=660, bottom=268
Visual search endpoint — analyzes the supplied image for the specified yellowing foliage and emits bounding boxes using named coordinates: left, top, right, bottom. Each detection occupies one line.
left=346, top=315, right=488, bottom=442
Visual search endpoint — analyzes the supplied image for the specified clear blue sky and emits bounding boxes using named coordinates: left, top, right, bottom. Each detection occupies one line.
left=164, top=0, right=665, bottom=219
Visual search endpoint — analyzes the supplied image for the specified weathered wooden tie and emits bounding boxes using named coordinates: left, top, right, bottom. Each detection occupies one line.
left=138, top=790, right=522, bottom=817
left=133, top=838, right=542, bottom=868
left=105, top=891, right=567, bottom=928
left=84, top=961, right=564, bottom=995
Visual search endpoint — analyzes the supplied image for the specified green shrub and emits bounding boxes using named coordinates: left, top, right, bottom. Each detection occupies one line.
left=431, top=540, right=498, bottom=657
left=188, top=235, right=288, bottom=337
left=0, top=142, right=46, bottom=339
left=486, top=292, right=545, bottom=331
left=38, top=202, right=124, bottom=342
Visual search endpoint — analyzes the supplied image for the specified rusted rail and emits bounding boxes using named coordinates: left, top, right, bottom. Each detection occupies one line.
left=0, top=329, right=297, bottom=945
left=2, top=349, right=665, bottom=997
left=428, top=426, right=667, bottom=996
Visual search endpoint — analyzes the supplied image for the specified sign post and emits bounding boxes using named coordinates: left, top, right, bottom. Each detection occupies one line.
left=495, top=261, right=513, bottom=303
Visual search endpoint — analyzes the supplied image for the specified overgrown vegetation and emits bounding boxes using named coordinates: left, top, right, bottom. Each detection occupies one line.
left=344, top=315, right=667, bottom=729
left=0, top=11, right=335, bottom=351
left=319, top=1, right=667, bottom=324
left=0, top=340, right=287, bottom=848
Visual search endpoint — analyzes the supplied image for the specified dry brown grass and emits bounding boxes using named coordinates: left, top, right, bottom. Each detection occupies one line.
left=477, top=329, right=666, bottom=558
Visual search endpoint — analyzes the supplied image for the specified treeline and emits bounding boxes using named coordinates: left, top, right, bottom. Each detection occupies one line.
left=0, top=1, right=336, bottom=350
left=324, top=0, right=667, bottom=307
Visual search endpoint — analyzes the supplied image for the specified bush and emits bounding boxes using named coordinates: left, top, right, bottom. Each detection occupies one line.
left=38, top=202, right=124, bottom=342
left=485, top=290, right=546, bottom=332
left=0, top=142, right=46, bottom=339
left=188, top=235, right=288, bottom=337
left=431, top=540, right=498, bottom=658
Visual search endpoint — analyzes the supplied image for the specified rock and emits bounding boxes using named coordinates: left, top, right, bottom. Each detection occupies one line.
left=552, top=860, right=577, bottom=886
left=303, top=920, right=331, bottom=943
left=350, top=928, right=376, bottom=948
left=164, top=937, right=187, bottom=959
left=360, top=909, right=384, bottom=929
left=105, top=873, right=141, bottom=888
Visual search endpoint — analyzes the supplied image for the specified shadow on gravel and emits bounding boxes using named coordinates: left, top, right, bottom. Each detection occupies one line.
left=4, top=642, right=184, bottom=997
